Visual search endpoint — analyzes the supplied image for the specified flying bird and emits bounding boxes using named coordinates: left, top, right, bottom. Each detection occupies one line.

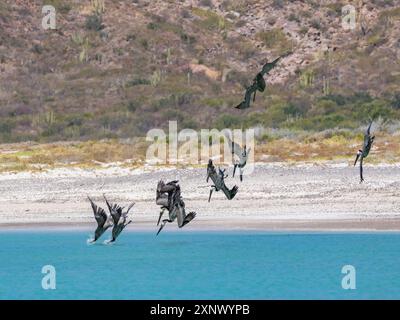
left=225, top=134, right=251, bottom=182
left=88, top=197, right=113, bottom=243
left=206, top=159, right=238, bottom=202
left=354, top=122, right=375, bottom=183
left=235, top=51, right=292, bottom=109
left=103, top=195, right=134, bottom=243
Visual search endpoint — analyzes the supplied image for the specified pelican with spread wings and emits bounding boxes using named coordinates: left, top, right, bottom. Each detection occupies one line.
left=354, top=122, right=375, bottom=183
left=235, top=52, right=292, bottom=109
left=103, top=195, right=134, bottom=243
left=88, top=197, right=113, bottom=243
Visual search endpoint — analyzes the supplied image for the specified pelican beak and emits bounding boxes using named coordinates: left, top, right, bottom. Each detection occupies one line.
left=354, top=152, right=361, bottom=166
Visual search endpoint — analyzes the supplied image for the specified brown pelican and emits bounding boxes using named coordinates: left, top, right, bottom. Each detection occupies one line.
left=226, top=134, right=251, bottom=182
left=156, top=180, right=178, bottom=226
left=103, top=195, right=134, bottom=243
left=156, top=180, right=197, bottom=236
left=88, top=197, right=113, bottom=243
left=354, top=122, right=375, bottom=183
left=235, top=78, right=260, bottom=110
left=206, top=159, right=238, bottom=202
left=235, top=51, right=292, bottom=109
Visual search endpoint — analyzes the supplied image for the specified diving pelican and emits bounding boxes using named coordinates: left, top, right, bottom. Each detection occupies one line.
left=225, top=134, right=251, bottom=181
left=103, top=195, right=134, bottom=243
left=88, top=197, right=113, bottom=243
left=156, top=180, right=197, bottom=236
left=354, top=122, right=375, bottom=183
left=206, top=159, right=238, bottom=202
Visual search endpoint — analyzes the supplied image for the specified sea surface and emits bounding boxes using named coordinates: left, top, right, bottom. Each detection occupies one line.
left=0, top=230, right=399, bottom=299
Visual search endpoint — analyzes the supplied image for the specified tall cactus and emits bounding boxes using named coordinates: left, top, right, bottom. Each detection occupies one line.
left=91, top=0, right=105, bottom=15
left=300, top=70, right=314, bottom=87
left=42, top=110, right=55, bottom=126
left=323, top=76, right=330, bottom=95
left=150, top=70, right=161, bottom=87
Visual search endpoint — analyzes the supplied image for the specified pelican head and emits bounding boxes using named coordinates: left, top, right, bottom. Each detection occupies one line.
left=354, top=150, right=362, bottom=166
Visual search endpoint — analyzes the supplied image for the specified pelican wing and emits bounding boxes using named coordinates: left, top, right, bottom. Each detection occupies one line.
left=225, top=134, right=243, bottom=158
left=261, top=51, right=292, bottom=76
left=246, top=147, right=251, bottom=157
left=245, top=81, right=258, bottom=98
left=103, top=195, right=123, bottom=224
left=363, top=133, right=370, bottom=151
left=235, top=82, right=257, bottom=109
left=366, top=122, right=372, bottom=136
left=110, top=205, right=123, bottom=225
left=88, top=197, right=107, bottom=227
left=261, top=57, right=282, bottom=75
left=220, top=183, right=238, bottom=200
left=125, top=202, right=135, bottom=215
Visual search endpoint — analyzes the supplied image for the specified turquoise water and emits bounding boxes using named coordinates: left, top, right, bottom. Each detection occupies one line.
left=0, top=230, right=399, bottom=299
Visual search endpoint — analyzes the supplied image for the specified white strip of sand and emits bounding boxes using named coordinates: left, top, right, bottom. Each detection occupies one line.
left=0, top=161, right=399, bottom=231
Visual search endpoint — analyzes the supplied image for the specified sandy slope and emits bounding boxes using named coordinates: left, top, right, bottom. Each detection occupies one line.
left=0, top=162, right=400, bottom=231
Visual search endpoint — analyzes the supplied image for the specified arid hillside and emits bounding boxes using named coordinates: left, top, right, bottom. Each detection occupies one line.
left=0, top=0, right=399, bottom=143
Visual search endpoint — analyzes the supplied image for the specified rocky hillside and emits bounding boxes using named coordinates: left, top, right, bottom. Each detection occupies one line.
left=0, top=0, right=399, bottom=143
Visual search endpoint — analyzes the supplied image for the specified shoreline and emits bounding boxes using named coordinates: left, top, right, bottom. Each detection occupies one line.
left=1, top=162, right=400, bottom=231
left=1, top=218, right=400, bottom=232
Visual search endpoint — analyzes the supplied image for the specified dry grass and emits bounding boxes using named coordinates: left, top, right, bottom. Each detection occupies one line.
left=256, top=132, right=400, bottom=163
left=0, top=132, right=399, bottom=173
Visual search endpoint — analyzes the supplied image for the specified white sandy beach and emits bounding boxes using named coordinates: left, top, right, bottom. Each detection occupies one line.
left=0, top=161, right=400, bottom=231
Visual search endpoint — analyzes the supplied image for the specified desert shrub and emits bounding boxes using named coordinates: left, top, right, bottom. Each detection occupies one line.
left=310, top=18, right=322, bottom=30
left=272, top=0, right=285, bottom=9
left=355, top=99, right=394, bottom=122
left=288, top=13, right=300, bottom=23
left=127, top=101, right=139, bottom=113
left=256, top=29, right=291, bottom=53
left=180, top=33, right=196, bottom=45
left=32, top=44, right=43, bottom=54
left=235, top=20, right=247, bottom=28
left=299, top=10, right=312, bottom=19
left=181, top=118, right=199, bottom=130
left=264, top=105, right=287, bottom=127
left=320, top=94, right=347, bottom=106
left=147, top=22, right=159, bottom=30
left=286, top=114, right=346, bottom=131
left=199, top=0, right=213, bottom=8
left=284, top=102, right=307, bottom=117
left=214, top=114, right=242, bottom=129
left=0, top=119, right=14, bottom=135
left=181, top=9, right=191, bottom=19
left=162, top=109, right=184, bottom=122
left=192, top=7, right=228, bottom=31
left=85, top=14, right=104, bottom=31
left=235, top=41, right=257, bottom=59
left=140, top=39, right=149, bottom=49
left=392, top=93, right=400, bottom=109
left=299, top=26, right=309, bottom=35
left=312, top=100, right=338, bottom=116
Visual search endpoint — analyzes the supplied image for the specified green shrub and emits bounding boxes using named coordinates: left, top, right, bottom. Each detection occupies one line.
left=256, top=29, right=291, bottom=53
left=85, top=14, right=104, bottom=31
left=214, top=114, right=242, bottom=129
